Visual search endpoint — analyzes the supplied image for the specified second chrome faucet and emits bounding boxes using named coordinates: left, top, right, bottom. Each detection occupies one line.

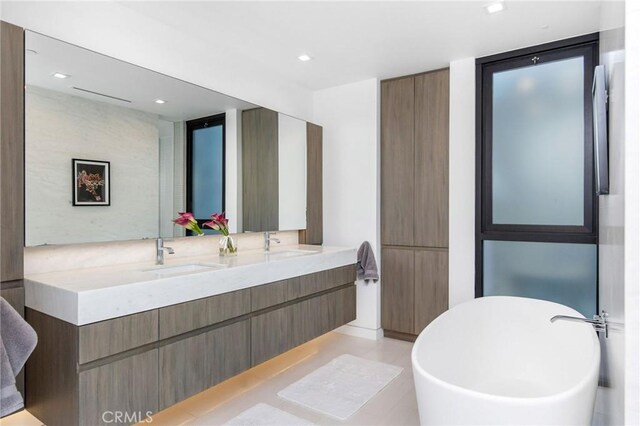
left=264, top=232, right=280, bottom=251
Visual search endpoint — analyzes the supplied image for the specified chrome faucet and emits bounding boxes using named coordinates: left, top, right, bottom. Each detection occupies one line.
left=550, top=310, right=609, bottom=338
left=264, top=232, right=280, bottom=251
left=156, top=238, right=175, bottom=265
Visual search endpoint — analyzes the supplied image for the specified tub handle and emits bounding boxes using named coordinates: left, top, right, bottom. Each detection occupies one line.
left=550, top=310, right=609, bottom=338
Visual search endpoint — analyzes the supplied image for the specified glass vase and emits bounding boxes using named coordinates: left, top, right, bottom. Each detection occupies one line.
left=219, top=235, right=237, bottom=256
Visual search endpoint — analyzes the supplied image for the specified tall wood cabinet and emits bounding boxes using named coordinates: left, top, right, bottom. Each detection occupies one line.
left=242, top=108, right=279, bottom=232
left=381, top=69, right=450, bottom=340
left=301, top=122, right=323, bottom=245
left=1, top=19, right=26, bottom=397
left=1, top=21, right=24, bottom=283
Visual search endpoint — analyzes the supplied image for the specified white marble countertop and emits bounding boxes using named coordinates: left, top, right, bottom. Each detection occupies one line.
left=24, top=244, right=357, bottom=326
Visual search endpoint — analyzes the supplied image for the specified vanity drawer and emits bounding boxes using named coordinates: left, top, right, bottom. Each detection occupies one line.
left=158, top=289, right=251, bottom=339
left=251, top=264, right=356, bottom=311
left=79, top=310, right=158, bottom=364
left=251, top=285, right=356, bottom=365
left=158, top=319, right=250, bottom=409
left=79, top=349, right=159, bottom=426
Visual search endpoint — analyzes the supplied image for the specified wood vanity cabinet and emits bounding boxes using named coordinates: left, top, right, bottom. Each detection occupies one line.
left=25, top=264, right=356, bottom=426
left=251, top=282, right=356, bottom=365
left=159, top=319, right=251, bottom=409
left=79, top=350, right=159, bottom=425
left=381, top=69, right=450, bottom=340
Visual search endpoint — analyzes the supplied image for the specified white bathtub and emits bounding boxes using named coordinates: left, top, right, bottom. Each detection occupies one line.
left=412, top=296, right=600, bottom=425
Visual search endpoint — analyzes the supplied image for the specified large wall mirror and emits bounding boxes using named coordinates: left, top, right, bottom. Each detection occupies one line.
left=25, top=31, right=307, bottom=246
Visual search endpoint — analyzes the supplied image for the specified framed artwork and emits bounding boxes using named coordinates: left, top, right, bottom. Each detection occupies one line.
left=72, top=159, right=110, bottom=206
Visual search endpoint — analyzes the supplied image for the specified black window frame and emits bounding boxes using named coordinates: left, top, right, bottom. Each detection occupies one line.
left=475, top=33, right=599, bottom=299
left=186, top=113, right=226, bottom=231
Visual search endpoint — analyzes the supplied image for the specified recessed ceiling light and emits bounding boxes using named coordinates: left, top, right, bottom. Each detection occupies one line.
left=298, top=54, right=313, bottom=62
left=52, top=72, right=69, bottom=79
left=485, top=1, right=505, bottom=14
left=154, top=99, right=167, bottom=104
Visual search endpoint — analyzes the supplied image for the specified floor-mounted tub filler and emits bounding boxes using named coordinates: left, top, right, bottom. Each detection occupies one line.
left=412, top=296, right=600, bottom=425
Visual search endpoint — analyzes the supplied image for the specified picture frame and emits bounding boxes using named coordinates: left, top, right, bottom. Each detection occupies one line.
left=72, top=159, right=110, bottom=206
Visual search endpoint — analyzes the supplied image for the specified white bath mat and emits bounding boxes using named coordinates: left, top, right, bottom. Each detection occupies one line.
left=224, top=403, right=314, bottom=426
left=277, top=354, right=403, bottom=420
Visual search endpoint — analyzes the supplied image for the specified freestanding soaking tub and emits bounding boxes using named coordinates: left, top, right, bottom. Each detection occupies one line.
left=412, top=296, right=600, bottom=425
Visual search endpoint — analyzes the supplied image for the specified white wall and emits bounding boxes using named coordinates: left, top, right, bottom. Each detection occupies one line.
left=225, top=109, right=242, bottom=235
left=595, top=3, right=625, bottom=424
left=278, top=114, right=307, bottom=231
left=158, top=119, right=175, bottom=238
left=448, top=58, right=477, bottom=308
left=172, top=121, right=186, bottom=237
left=625, top=2, right=640, bottom=424
left=313, top=78, right=382, bottom=340
left=25, top=86, right=160, bottom=245
left=0, top=1, right=313, bottom=121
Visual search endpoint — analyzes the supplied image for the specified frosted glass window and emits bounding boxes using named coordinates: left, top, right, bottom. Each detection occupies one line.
left=492, top=57, right=584, bottom=225
left=483, top=240, right=597, bottom=317
left=191, top=125, right=223, bottom=220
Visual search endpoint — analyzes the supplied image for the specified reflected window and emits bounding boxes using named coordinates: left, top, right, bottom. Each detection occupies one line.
left=186, top=114, right=225, bottom=235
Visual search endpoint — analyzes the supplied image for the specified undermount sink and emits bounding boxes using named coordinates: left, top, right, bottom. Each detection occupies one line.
left=144, top=263, right=224, bottom=276
left=266, top=249, right=318, bottom=258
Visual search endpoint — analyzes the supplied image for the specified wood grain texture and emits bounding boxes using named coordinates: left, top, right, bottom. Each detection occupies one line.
left=79, top=310, right=158, bottom=364
left=25, top=308, right=79, bottom=426
left=79, top=350, right=158, bottom=425
left=1, top=285, right=24, bottom=315
left=0, top=285, right=25, bottom=396
left=306, top=122, right=323, bottom=245
left=251, top=279, right=288, bottom=311
left=381, top=247, right=415, bottom=334
left=159, top=333, right=207, bottom=410
left=159, top=289, right=250, bottom=339
left=414, top=249, right=448, bottom=334
left=242, top=108, right=279, bottom=232
left=251, top=285, right=355, bottom=366
left=251, top=265, right=356, bottom=311
left=381, top=77, right=415, bottom=246
left=251, top=303, right=291, bottom=366
left=207, top=319, right=251, bottom=386
left=383, top=329, right=417, bottom=342
left=1, top=21, right=25, bottom=282
left=160, top=320, right=250, bottom=407
left=289, top=265, right=356, bottom=301
left=414, top=69, right=450, bottom=248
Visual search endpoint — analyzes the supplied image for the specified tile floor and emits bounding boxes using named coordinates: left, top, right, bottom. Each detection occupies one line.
left=0, top=332, right=418, bottom=426
left=150, top=332, right=418, bottom=426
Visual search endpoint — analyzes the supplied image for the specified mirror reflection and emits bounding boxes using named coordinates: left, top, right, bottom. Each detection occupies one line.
left=24, top=31, right=307, bottom=246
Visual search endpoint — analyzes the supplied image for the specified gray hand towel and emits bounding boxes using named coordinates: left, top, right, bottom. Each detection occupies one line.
left=357, top=241, right=379, bottom=282
left=0, top=297, right=37, bottom=418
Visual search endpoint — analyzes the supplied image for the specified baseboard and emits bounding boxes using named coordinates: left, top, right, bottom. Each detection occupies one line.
left=335, top=324, right=383, bottom=340
left=383, top=329, right=417, bottom=342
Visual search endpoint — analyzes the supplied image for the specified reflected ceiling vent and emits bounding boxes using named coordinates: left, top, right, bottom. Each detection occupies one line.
left=72, top=86, right=132, bottom=103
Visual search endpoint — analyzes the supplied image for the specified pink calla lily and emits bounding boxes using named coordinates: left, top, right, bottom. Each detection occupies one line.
left=204, top=211, right=230, bottom=236
left=172, top=212, right=203, bottom=235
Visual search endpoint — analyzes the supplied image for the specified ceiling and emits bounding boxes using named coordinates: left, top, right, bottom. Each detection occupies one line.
left=118, top=0, right=614, bottom=91
left=25, top=31, right=258, bottom=122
